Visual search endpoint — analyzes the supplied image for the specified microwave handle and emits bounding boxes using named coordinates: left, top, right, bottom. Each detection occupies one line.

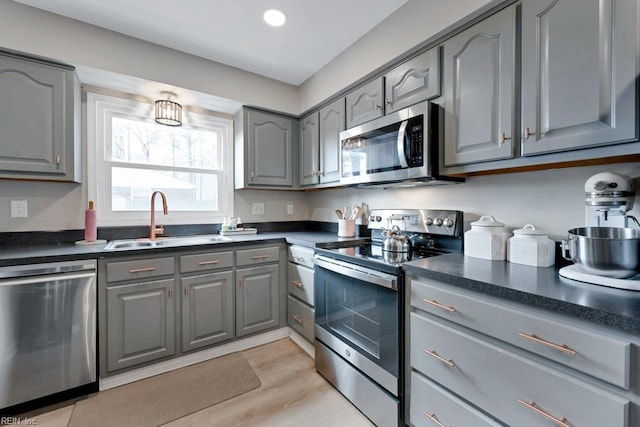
left=397, top=120, right=409, bottom=168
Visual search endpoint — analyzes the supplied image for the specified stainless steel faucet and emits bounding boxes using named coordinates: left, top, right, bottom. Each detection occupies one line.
left=150, top=191, right=168, bottom=240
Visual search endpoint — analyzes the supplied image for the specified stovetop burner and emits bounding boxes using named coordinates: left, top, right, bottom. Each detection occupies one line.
left=316, top=209, right=464, bottom=274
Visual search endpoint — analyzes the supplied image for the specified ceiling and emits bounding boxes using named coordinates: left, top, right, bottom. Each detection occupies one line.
left=12, top=0, right=409, bottom=86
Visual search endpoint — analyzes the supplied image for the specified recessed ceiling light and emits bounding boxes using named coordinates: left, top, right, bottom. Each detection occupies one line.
left=263, top=9, right=286, bottom=27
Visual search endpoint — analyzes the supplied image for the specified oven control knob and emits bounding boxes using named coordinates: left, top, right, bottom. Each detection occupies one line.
left=424, top=217, right=433, bottom=226
left=345, top=349, right=351, bottom=357
left=434, top=217, right=444, bottom=226
left=375, top=216, right=382, bottom=222
left=444, top=217, right=455, bottom=227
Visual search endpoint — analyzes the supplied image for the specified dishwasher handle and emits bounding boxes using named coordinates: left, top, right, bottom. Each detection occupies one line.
left=0, top=271, right=96, bottom=287
left=0, top=260, right=96, bottom=279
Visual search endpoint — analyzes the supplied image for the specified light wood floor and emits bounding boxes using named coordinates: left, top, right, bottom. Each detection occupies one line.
left=22, top=338, right=375, bottom=426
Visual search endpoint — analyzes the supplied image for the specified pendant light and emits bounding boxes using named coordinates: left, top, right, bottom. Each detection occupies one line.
left=155, top=91, right=182, bottom=127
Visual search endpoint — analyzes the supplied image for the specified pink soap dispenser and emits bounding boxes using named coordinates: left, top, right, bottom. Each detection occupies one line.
left=85, top=200, right=97, bottom=242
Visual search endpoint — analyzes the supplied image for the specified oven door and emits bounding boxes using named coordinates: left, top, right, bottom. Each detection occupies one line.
left=314, top=255, right=399, bottom=395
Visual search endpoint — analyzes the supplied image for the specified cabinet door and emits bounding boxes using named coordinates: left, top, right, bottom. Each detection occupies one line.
left=384, top=47, right=441, bottom=114
left=345, top=77, right=385, bottom=128
left=521, top=0, right=638, bottom=155
left=106, top=278, right=175, bottom=372
left=0, top=55, right=75, bottom=179
left=246, top=109, right=294, bottom=186
left=299, top=111, right=320, bottom=186
left=319, top=99, right=345, bottom=184
left=181, top=271, right=234, bottom=352
left=235, top=264, right=279, bottom=337
left=442, top=4, right=515, bottom=167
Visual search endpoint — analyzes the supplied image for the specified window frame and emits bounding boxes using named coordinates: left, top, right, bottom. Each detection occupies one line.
left=86, top=91, right=234, bottom=226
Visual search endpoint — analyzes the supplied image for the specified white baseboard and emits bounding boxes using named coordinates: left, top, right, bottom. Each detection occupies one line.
left=288, top=328, right=315, bottom=359
left=99, top=327, right=290, bottom=390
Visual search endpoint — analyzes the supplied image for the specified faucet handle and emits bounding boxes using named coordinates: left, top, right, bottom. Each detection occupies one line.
left=155, top=225, right=165, bottom=236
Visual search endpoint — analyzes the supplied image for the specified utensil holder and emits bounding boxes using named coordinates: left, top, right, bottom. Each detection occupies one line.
left=338, top=219, right=356, bottom=237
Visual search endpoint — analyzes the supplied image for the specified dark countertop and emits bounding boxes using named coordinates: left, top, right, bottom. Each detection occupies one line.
left=0, top=231, right=364, bottom=267
left=403, top=252, right=640, bottom=334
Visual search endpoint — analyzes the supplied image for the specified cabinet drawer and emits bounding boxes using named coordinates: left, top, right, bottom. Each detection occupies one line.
left=410, top=313, right=629, bottom=427
left=410, top=278, right=631, bottom=389
left=106, top=257, right=174, bottom=283
left=180, top=251, right=233, bottom=273
left=288, top=245, right=315, bottom=268
left=287, top=262, right=314, bottom=306
left=236, top=246, right=280, bottom=267
left=287, top=295, right=314, bottom=342
left=410, top=371, right=503, bottom=427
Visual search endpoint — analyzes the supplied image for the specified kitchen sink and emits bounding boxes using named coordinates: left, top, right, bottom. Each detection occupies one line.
left=104, top=234, right=231, bottom=250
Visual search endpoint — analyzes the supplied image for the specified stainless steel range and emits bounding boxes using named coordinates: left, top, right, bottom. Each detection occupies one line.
left=314, top=209, right=463, bottom=426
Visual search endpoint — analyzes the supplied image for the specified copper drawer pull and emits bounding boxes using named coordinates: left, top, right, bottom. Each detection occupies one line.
left=198, top=260, right=220, bottom=265
left=518, top=332, right=577, bottom=356
left=423, top=349, right=456, bottom=368
left=291, top=314, right=304, bottom=325
left=290, top=280, right=304, bottom=288
left=129, top=267, right=156, bottom=273
left=423, top=412, right=447, bottom=427
left=423, top=299, right=456, bottom=313
left=518, top=400, right=569, bottom=427
left=251, top=255, right=270, bottom=260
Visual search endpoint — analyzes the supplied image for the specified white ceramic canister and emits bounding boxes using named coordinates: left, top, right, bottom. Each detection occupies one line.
left=508, top=224, right=555, bottom=267
left=464, top=215, right=510, bottom=260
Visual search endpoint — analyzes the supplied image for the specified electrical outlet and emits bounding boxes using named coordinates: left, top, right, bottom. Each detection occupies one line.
left=11, top=200, right=28, bottom=218
left=286, top=204, right=293, bottom=215
left=252, top=203, right=265, bottom=215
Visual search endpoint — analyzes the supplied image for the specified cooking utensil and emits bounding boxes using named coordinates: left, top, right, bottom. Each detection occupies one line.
left=382, top=225, right=412, bottom=253
left=335, top=209, right=343, bottom=219
left=351, top=205, right=362, bottom=220
left=562, top=227, right=640, bottom=278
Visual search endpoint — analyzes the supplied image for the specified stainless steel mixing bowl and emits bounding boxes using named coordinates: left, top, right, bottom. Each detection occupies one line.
left=562, top=227, right=640, bottom=278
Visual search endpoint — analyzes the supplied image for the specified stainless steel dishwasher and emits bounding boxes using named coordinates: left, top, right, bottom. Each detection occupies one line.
left=0, top=260, right=97, bottom=411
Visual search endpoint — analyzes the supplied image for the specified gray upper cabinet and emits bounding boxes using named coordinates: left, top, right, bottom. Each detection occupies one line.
left=235, top=107, right=296, bottom=188
left=384, top=47, right=441, bottom=114
left=0, top=52, right=80, bottom=182
left=346, top=78, right=385, bottom=128
left=181, top=271, right=234, bottom=353
left=318, top=99, right=345, bottom=185
left=299, top=111, right=320, bottom=186
left=521, top=0, right=638, bottom=156
left=442, top=4, right=516, bottom=167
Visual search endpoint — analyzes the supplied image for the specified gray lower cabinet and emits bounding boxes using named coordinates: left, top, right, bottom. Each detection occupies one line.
left=234, top=107, right=296, bottom=189
left=181, top=271, right=233, bottom=352
left=286, top=245, right=315, bottom=342
left=235, top=264, right=279, bottom=337
left=521, top=0, right=638, bottom=156
left=106, top=278, right=176, bottom=372
left=407, top=275, right=639, bottom=427
left=441, top=4, right=516, bottom=167
left=0, top=51, right=80, bottom=182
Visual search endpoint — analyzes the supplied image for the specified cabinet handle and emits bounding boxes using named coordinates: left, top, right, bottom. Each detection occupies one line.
left=251, top=255, right=270, bottom=260
left=184, top=287, right=188, bottom=296
left=198, top=260, right=220, bottom=265
left=290, top=280, right=304, bottom=288
left=422, top=299, right=456, bottom=313
left=518, top=332, right=577, bottom=356
left=55, top=155, right=61, bottom=165
left=167, top=288, right=173, bottom=298
left=250, top=171, right=255, bottom=181
left=501, top=132, right=511, bottom=143
left=524, top=127, right=536, bottom=140
left=129, top=267, right=156, bottom=273
left=422, top=412, right=447, bottom=427
left=291, top=314, right=304, bottom=325
left=423, top=349, right=456, bottom=368
left=386, top=99, right=392, bottom=106
left=375, top=103, right=382, bottom=110
left=239, top=278, right=243, bottom=286
left=518, top=400, right=569, bottom=427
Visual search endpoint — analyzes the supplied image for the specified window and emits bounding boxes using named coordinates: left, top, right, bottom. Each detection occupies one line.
left=87, top=92, right=233, bottom=226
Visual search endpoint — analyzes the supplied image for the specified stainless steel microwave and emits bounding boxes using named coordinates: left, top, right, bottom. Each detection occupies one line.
left=339, top=102, right=463, bottom=188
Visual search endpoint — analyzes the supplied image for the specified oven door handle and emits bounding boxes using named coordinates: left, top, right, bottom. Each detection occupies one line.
left=314, top=255, right=397, bottom=291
